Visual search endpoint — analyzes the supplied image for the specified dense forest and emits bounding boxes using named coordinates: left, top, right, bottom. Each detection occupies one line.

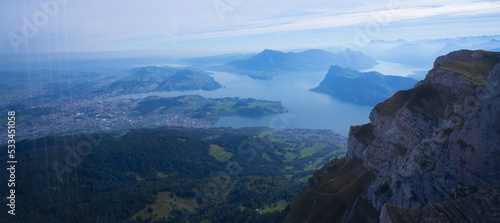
left=1, top=127, right=346, bottom=223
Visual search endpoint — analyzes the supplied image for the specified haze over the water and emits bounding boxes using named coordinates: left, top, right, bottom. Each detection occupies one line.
left=1, top=0, right=500, bottom=57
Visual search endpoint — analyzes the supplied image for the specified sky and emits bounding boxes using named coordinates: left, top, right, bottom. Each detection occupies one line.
left=1, top=0, right=500, bottom=57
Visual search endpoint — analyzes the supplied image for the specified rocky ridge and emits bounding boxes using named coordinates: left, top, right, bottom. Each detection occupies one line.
left=286, top=50, right=500, bottom=222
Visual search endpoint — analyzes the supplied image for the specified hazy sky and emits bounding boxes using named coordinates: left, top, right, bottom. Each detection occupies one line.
left=1, top=0, right=500, bottom=56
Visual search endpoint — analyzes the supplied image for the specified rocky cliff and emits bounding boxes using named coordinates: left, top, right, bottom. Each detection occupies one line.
left=286, top=50, right=500, bottom=223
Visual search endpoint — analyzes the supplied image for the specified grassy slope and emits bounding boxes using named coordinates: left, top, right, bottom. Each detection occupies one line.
left=435, top=50, right=500, bottom=84
left=131, top=192, right=195, bottom=222
left=209, top=144, right=234, bottom=162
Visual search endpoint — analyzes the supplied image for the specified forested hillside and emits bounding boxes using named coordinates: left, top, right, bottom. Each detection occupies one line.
left=1, top=127, right=346, bottom=223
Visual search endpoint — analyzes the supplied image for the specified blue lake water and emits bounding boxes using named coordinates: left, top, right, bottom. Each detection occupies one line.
left=361, top=60, right=429, bottom=77
left=107, top=70, right=374, bottom=136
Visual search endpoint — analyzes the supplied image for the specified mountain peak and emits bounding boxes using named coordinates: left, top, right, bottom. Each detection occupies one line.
left=353, top=50, right=500, bottom=214
left=260, top=49, right=282, bottom=54
left=222, top=49, right=378, bottom=79
left=327, top=64, right=345, bottom=72
left=433, top=49, right=483, bottom=67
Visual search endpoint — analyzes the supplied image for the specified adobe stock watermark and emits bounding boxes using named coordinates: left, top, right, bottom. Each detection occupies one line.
left=351, top=0, right=401, bottom=50
left=270, top=113, right=297, bottom=129
left=52, top=132, right=103, bottom=182
left=180, top=112, right=294, bottom=222
left=7, top=0, right=69, bottom=54
left=213, top=0, right=243, bottom=21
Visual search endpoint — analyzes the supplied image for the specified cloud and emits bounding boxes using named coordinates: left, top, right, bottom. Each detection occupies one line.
left=1, top=0, right=499, bottom=53
left=170, top=1, right=500, bottom=42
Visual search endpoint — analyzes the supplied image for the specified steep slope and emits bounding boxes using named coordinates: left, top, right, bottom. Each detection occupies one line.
left=311, top=66, right=417, bottom=105
left=286, top=50, right=500, bottom=223
left=216, top=49, right=377, bottom=79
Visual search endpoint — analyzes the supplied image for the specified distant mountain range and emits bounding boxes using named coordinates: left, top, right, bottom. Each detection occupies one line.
left=182, top=53, right=255, bottom=66
left=311, top=65, right=417, bottom=105
left=362, top=35, right=500, bottom=68
left=106, top=66, right=221, bottom=94
left=214, top=49, right=378, bottom=79
left=378, top=43, right=436, bottom=68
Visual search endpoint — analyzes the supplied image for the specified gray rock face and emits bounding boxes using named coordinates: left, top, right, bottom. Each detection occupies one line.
left=380, top=187, right=500, bottom=223
left=346, top=50, right=500, bottom=220
left=433, top=49, right=483, bottom=67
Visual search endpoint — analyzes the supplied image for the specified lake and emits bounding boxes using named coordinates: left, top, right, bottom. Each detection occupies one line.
left=361, top=60, right=430, bottom=77
left=107, top=70, right=374, bottom=136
